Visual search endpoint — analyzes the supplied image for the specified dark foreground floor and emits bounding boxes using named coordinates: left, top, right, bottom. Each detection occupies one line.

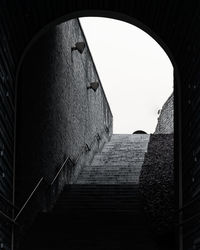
left=18, top=185, right=176, bottom=250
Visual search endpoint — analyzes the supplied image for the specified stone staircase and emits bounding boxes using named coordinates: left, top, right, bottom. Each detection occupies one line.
left=76, top=134, right=150, bottom=184
left=18, top=134, right=166, bottom=250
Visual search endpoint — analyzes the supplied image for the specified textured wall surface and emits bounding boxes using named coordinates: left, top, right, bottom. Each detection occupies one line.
left=155, top=93, right=174, bottom=134
left=15, top=18, right=112, bottom=227
left=139, top=134, right=174, bottom=243
left=140, top=93, right=175, bottom=246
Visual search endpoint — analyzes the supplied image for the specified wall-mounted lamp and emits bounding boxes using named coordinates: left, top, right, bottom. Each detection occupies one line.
left=87, top=82, right=99, bottom=92
left=71, top=42, right=86, bottom=54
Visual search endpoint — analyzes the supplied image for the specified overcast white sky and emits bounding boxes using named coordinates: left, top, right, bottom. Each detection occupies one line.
left=79, top=17, right=173, bottom=134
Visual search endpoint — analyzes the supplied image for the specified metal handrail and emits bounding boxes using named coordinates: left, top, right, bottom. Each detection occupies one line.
left=0, top=192, right=19, bottom=210
left=13, top=124, right=112, bottom=223
left=179, top=210, right=200, bottom=226
left=8, top=125, right=112, bottom=250
left=0, top=209, right=15, bottom=224
left=179, top=194, right=200, bottom=212
left=51, top=157, right=74, bottom=186
left=51, top=125, right=111, bottom=186
left=14, top=177, right=44, bottom=222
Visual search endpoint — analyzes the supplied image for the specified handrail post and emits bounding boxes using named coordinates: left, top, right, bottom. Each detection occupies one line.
left=11, top=224, right=14, bottom=250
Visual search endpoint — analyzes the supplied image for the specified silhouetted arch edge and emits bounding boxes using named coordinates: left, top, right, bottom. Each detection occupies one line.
left=14, top=11, right=182, bottom=207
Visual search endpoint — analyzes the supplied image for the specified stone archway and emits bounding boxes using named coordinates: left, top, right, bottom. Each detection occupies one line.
left=2, top=2, right=200, bottom=250
left=15, top=12, right=180, bottom=250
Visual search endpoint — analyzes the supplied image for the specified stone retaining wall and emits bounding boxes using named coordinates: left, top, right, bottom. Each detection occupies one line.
left=139, top=134, right=175, bottom=240
left=155, top=93, right=174, bottom=134
left=15, top=18, right=112, bottom=233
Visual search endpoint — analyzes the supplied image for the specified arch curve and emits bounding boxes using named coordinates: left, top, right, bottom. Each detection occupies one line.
left=13, top=6, right=182, bottom=250
left=16, top=10, right=181, bottom=83
left=15, top=10, right=181, bottom=145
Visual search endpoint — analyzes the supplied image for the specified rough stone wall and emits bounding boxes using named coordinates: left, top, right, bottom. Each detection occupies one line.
left=139, top=134, right=175, bottom=239
left=140, top=93, right=175, bottom=245
left=15, top=18, right=112, bottom=223
left=155, top=93, right=174, bottom=134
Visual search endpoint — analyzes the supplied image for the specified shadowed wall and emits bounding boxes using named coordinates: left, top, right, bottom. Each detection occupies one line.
left=14, top=19, right=112, bottom=237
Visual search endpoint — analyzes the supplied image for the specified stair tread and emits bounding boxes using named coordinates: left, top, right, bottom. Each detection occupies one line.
left=18, top=134, right=167, bottom=250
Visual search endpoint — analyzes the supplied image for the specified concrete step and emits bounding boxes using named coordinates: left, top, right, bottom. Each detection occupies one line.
left=76, top=133, right=149, bottom=184
left=109, top=134, right=150, bottom=140
left=93, top=151, right=147, bottom=157
left=18, top=134, right=162, bottom=250
left=19, top=184, right=160, bottom=250
left=91, top=157, right=145, bottom=166
left=76, top=165, right=142, bottom=184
